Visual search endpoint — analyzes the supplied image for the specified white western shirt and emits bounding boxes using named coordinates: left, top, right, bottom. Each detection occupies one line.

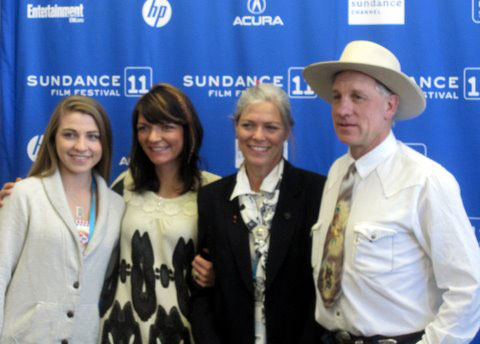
left=311, top=131, right=480, bottom=343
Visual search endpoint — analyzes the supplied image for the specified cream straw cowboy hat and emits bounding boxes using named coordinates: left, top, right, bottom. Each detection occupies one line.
left=303, top=40, right=426, bottom=120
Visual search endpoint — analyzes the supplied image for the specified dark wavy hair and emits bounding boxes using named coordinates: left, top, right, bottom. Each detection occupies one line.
left=129, top=84, right=203, bottom=194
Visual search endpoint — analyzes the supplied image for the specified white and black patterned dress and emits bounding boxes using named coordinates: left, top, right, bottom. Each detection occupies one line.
left=99, top=170, right=219, bottom=344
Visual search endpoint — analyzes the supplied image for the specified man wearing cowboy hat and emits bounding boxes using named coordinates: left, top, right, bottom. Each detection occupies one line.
left=303, top=40, right=480, bottom=344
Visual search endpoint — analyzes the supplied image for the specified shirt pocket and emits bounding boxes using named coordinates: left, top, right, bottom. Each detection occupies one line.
left=352, top=223, right=396, bottom=276
left=310, top=220, right=324, bottom=270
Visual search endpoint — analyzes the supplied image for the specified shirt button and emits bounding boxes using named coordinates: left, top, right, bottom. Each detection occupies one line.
left=61, top=340, right=68, bottom=344
left=336, top=311, right=341, bottom=317
left=67, top=310, right=74, bottom=318
left=73, top=281, right=80, bottom=289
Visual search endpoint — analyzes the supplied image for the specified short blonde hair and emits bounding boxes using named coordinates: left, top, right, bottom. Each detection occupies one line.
left=234, top=83, right=294, bottom=131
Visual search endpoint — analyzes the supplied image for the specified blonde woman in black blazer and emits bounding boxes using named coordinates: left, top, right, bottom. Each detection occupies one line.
left=190, top=84, right=326, bottom=344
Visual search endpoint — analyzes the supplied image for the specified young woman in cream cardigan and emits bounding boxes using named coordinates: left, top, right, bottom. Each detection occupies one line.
left=0, top=96, right=124, bottom=343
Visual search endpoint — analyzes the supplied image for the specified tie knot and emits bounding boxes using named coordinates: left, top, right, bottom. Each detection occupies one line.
left=348, top=162, right=356, bottom=174
left=345, top=163, right=356, bottom=181
left=338, top=163, right=356, bottom=201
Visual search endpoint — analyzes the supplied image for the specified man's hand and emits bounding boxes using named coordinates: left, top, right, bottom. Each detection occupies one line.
left=192, top=249, right=215, bottom=288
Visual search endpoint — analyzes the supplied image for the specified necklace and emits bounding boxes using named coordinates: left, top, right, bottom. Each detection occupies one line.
left=76, top=206, right=84, bottom=218
left=73, top=178, right=96, bottom=245
left=252, top=225, right=269, bottom=245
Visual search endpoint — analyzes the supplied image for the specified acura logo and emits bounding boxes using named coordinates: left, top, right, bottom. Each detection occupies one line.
left=247, top=0, right=266, bottom=14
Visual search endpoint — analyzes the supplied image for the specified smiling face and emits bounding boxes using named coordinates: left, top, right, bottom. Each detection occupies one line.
left=331, top=71, right=399, bottom=159
left=55, top=111, right=102, bottom=178
left=236, top=101, right=289, bottom=177
left=136, top=114, right=184, bottom=172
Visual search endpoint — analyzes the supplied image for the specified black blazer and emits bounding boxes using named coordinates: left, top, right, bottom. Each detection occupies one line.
left=190, top=161, right=326, bottom=344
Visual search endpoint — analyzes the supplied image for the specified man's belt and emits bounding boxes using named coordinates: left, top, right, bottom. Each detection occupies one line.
left=332, top=330, right=424, bottom=344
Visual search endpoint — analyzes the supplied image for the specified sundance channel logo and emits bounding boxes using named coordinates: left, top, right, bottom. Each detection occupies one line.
left=233, top=0, right=284, bottom=26
left=348, top=0, right=404, bottom=25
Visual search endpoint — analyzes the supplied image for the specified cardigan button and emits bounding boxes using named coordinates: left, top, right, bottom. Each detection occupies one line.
left=73, top=281, right=80, bottom=289
left=67, top=310, right=74, bottom=318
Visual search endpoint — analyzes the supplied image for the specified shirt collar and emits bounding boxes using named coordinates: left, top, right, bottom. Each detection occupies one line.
left=351, top=130, right=398, bottom=180
left=230, top=159, right=284, bottom=200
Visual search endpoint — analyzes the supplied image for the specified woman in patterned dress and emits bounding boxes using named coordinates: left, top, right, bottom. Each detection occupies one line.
left=99, top=84, right=218, bottom=343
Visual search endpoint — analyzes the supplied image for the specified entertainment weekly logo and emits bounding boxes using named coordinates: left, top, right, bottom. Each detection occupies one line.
left=348, top=0, right=404, bottom=25
left=26, top=3, right=85, bottom=23
left=26, top=67, right=153, bottom=98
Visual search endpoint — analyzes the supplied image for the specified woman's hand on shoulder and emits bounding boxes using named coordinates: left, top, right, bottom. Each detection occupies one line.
left=0, top=178, right=22, bottom=208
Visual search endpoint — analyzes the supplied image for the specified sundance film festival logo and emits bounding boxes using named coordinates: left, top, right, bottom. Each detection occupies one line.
left=233, top=0, right=284, bottom=26
left=27, top=73, right=122, bottom=97
left=409, top=75, right=460, bottom=100
left=473, top=0, right=480, bottom=23
left=142, top=0, right=172, bottom=28
left=464, top=68, right=480, bottom=100
left=349, top=0, right=404, bottom=25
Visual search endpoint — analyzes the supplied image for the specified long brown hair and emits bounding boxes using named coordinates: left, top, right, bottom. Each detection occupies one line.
left=29, top=96, right=113, bottom=180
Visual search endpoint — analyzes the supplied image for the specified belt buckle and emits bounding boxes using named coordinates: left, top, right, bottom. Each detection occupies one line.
left=378, top=340, right=397, bottom=344
left=335, top=330, right=351, bottom=341
left=335, top=330, right=364, bottom=344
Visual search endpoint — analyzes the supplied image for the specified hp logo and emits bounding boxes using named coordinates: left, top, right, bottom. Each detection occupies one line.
left=142, top=0, right=172, bottom=28
left=247, top=0, right=266, bottom=15
left=27, top=135, right=43, bottom=162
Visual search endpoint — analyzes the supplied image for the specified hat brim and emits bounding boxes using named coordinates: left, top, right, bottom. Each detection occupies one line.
left=303, top=61, right=426, bottom=120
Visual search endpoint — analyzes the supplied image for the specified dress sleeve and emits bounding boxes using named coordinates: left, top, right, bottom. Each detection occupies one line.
left=189, top=186, right=221, bottom=344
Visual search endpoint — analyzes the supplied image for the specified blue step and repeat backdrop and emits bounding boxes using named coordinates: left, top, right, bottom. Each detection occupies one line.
left=1, top=1, right=479, bottom=339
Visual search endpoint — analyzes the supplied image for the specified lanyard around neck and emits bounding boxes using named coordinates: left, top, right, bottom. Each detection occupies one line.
left=88, top=177, right=96, bottom=242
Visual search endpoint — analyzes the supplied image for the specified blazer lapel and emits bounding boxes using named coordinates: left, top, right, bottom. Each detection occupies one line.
left=223, top=176, right=254, bottom=294
left=83, top=173, right=107, bottom=255
left=265, top=162, right=301, bottom=290
left=41, top=169, right=83, bottom=253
